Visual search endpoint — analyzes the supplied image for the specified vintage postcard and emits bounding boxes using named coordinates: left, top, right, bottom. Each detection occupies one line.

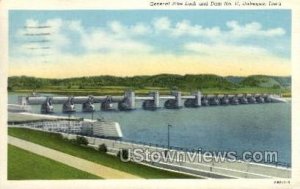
left=0, top=0, right=299, bottom=188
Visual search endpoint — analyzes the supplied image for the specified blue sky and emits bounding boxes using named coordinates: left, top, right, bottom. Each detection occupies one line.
left=9, top=10, right=291, bottom=77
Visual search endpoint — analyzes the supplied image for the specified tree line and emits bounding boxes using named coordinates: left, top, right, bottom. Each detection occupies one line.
left=7, top=74, right=291, bottom=91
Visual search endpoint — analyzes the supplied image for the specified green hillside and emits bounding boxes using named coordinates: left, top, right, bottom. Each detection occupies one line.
left=225, top=76, right=245, bottom=84
left=8, top=74, right=291, bottom=96
left=8, top=74, right=237, bottom=91
left=240, top=75, right=291, bottom=88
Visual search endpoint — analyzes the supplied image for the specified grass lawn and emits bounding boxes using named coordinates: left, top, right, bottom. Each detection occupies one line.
left=8, top=144, right=101, bottom=180
left=8, top=128, right=196, bottom=179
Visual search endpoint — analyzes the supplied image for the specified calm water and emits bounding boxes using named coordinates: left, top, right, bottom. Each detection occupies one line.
left=9, top=93, right=291, bottom=164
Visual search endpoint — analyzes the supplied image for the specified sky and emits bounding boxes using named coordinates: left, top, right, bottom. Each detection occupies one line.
left=9, top=10, right=291, bottom=78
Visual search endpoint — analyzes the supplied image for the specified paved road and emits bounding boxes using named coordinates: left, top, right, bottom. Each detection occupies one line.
left=8, top=136, right=140, bottom=179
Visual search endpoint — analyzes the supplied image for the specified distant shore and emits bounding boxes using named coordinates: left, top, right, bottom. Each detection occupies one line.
left=8, top=74, right=291, bottom=97
left=8, top=87, right=291, bottom=97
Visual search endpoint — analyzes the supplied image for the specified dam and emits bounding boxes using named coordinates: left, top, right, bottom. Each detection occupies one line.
left=15, top=91, right=286, bottom=113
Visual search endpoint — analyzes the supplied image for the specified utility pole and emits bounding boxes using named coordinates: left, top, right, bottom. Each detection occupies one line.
left=167, top=124, right=172, bottom=149
left=68, top=113, right=71, bottom=133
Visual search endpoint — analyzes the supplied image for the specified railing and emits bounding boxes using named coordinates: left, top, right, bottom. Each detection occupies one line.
left=83, top=135, right=290, bottom=178
left=101, top=137, right=291, bottom=168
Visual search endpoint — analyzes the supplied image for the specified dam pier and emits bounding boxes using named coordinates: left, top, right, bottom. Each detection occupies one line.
left=16, top=91, right=285, bottom=113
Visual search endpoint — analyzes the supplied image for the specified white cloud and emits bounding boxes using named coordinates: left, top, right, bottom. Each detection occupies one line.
left=80, top=29, right=153, bottom=53
left=153, top=17, right=171, bottom=31
left=25, top=19, right=39, bottom=27
left=107, top=20, right=151, bottom=36
left=149, top=18, right=286, bottom=58
left=151, top=17, right=285, bottom=41
left=152, top=17, right=222, bottom=40
left=10, top=16, right=290, bottom=77
left=16, top=18, right=153, bottom=56
left=67, top=20, right=84, bottom=33
left=108, top=21, right=125, bottom=34
left=14, top=17, right=287, bottom=59
left=65, top=20, right=153, bottom=53
left=172, top=20, right=221, bottom=38
left=130, top=23, right=151, bottom=35
left=67, top=21, right=153, bottom=53
left=226, top=20, right=285, bottom=38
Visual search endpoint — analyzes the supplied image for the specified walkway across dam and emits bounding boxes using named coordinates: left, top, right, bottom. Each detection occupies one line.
left=16, top=91, right=286, bottom=113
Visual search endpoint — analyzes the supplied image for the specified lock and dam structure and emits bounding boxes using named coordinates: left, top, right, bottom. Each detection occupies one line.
left=15, top=91, right=286, bottom=114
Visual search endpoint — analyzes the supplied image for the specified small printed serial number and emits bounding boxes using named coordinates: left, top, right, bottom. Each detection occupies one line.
left=274, top=180, right=290, bottom=184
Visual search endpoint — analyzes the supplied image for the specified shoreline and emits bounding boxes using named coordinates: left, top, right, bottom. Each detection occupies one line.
left=8, top=88, right=291, bottom=97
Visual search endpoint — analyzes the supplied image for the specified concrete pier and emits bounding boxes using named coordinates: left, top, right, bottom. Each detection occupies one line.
left=201, top=96, right=209, bottom=106
left=164, top=91, right=182, bottom=109
left=41, top=97, right=54, bottom=114
left=62, top=97, right=76, bottom=113
left=220, top=95, right=229, bottom=105
left=239, top=95, right=248, bottom=104
left=101, top=96, right=114, bottom=111
left=229, top=95, right=239, bottom=105
left=256, top=95, right=265, bottom=103
left=184, top=91, right=202, bottom=107
left=118, top=91, right=135, bottom=111
left=82, top=96, right=95, bottom=112
left=143, top=91, right=160, bottom=110
left=209, top=96, right=220, bottom=106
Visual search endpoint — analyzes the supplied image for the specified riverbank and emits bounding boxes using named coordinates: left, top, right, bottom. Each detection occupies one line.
left=8, top=86, right=291, bottom=97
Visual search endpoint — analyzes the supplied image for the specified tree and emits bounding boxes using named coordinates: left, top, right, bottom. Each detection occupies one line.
left=98, top=144, right=108, bottom=153
left=75, top=136, right=89, bottom=146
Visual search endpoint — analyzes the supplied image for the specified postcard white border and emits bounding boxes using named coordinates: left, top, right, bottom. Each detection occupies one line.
left=0, top=0, right=300, bottom=188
